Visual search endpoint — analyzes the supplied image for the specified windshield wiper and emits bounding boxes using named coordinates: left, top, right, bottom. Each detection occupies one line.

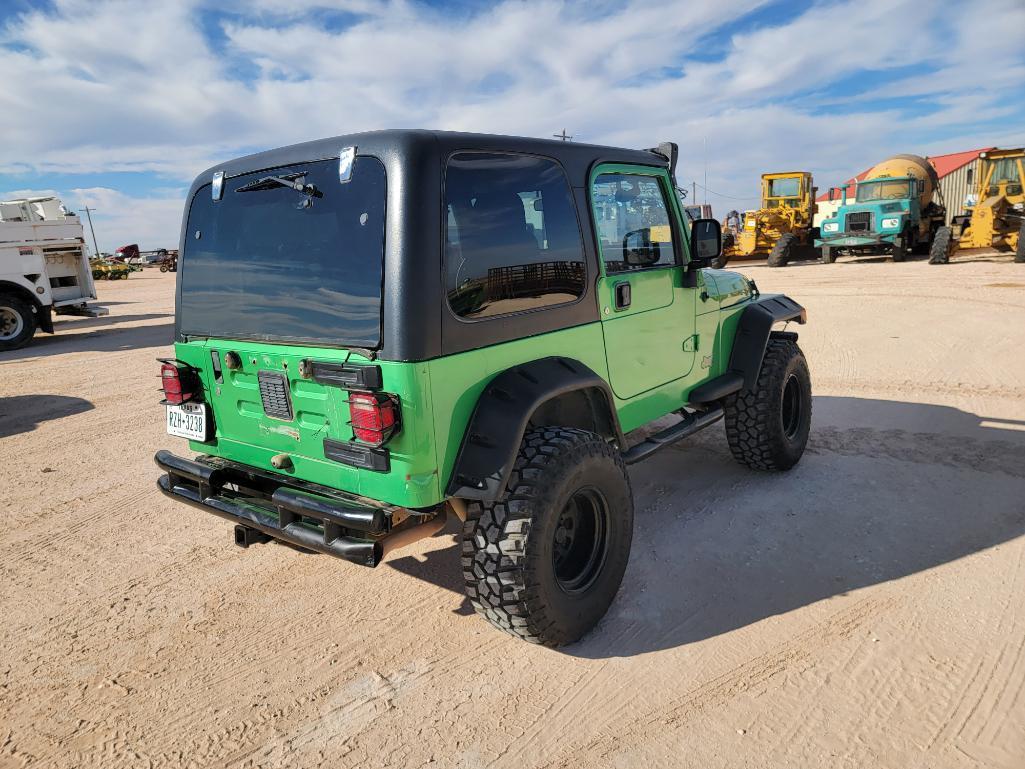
left=236, top=171, right=323, bottom=207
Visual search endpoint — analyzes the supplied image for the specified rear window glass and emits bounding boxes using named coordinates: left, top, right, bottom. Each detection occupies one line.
left=445, top=153, right=585, bottom=320
left=179, top=156, right=386, bottom=346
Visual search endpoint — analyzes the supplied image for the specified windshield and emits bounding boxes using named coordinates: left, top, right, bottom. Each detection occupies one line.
left=986, top=157, right=1021, bottom=184
left=856, top=179, right=912, bottom=202
left=767, top=178, right=799, bottom=198
left=179, top=156, right=386, bottom=347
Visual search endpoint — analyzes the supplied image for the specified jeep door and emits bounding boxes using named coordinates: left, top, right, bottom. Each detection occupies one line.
left=590, top=166, right=697, bottom=399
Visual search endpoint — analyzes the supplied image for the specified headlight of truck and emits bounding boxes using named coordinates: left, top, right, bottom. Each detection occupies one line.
left=822, top=221, right=839, bottom=232
left=881, top=217, right=900, bottom=229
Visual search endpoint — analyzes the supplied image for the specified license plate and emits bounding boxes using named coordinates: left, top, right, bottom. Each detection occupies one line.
left=166, top=402, right=208, bottom=441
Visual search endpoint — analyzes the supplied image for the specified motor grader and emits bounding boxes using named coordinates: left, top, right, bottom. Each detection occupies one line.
left=930, top=147, right=1025, bottom=264
left=718, top=171, right=819, bottom=268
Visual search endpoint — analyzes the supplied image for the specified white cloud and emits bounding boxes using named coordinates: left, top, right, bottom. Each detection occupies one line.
left=0, top=0, right=1022, bottom=240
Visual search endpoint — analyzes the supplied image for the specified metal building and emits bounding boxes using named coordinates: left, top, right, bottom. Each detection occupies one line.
left=929, top=149, right=992, bottom=225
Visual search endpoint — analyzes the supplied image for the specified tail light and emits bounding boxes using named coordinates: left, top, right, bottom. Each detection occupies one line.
left=348, top=392, right=400, bottom=446
left=160, top=360, right=198, bottom=405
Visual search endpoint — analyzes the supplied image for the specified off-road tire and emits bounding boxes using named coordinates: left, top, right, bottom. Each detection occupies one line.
left=929, top=226, right=952, bottom=264
left=1015, top=221, right=1024, bottom=263
left=724, top=336, right=812, bottom=471
left=461, top=427, right=634, bottom=647
left=0, top=293, right=36, bottom=351
left=767, top=233, right=796, bottom=267
left=821, top=245, right=835, bottom=264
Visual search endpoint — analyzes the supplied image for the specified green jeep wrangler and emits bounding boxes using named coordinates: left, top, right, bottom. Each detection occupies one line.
left=156, top=130, right=811, bottom=647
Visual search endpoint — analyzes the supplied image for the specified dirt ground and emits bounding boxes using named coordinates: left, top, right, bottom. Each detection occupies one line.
left=2, top=254, right=1024, bottom=769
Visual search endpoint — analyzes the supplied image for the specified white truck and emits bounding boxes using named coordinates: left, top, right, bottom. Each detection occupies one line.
left=0, top=196, right=108, bottom=350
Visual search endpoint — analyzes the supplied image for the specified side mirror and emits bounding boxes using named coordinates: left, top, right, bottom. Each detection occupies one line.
left=689, top=218, right=721, bottom=267
left=622, top=228, right=660, bottom=266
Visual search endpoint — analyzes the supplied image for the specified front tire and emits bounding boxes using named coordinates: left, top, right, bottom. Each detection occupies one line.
left=767, top=233, right=796, bottom=267
left=724, top=336, right=812, bottom=471
left=0, top=293, right=37, bottom=351
left=461, top=427, right=634, bottom=647
left=1015, top=221, right=1024, bottom=263
left=821, top=245, right=835, bottom=264
left=891, top=227, right=909, bottom=262
left=710, top=233, right=733, bottom=269
left=929, top=226, right=953, bottom=264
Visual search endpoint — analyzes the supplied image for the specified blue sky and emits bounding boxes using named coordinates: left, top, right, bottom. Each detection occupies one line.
left=2, top=0, right=1023, bottom=252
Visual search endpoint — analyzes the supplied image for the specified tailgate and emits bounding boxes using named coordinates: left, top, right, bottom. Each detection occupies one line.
left=172, top=339, right=440, bottom=508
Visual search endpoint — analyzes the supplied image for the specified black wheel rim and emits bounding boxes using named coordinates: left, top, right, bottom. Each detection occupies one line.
left=781, top=373, right=802, bottom=440
left=552, top=487, right=610, bottom=594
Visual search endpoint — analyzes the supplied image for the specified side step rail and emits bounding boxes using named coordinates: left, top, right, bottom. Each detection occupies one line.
left=621, top=405, right=724, bottom=465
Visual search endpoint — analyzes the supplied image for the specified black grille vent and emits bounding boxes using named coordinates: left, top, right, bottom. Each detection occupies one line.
left=846, top=211, right=872, bottom=232
left=258, top=370, right=293, bottom=421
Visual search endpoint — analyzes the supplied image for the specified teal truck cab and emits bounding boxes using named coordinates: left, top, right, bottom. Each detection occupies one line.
left=815, top=153, right=946, bottom=263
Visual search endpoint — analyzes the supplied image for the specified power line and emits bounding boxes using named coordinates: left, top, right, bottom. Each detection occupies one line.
left=687, top=180, right=756, bottom=202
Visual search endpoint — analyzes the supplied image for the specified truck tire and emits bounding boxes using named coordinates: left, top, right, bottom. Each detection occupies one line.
left=767, top=233, right=796, bottom=267
left=723, top=337, right=811, bottom=471
left=710, top=232, right=732, bottom=269
left=1015, top=221, right=1024, bottom=263
left=929, top=226, right=952, bottom=264
left=821, top=245, right=835, bottom=264
left=891, top=227, right=908, bottom=262
left=0, top=293, right=37, bottom=351
left=461, top=427, right=633, bottom=647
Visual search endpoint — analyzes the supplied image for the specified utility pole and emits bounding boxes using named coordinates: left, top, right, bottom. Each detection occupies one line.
left=703, top=136, right=708, bottom=206
left=692, top=181, right=697, bottom=203
left=553, top=128, right=573, bottom=142
left=80, top=206, right=100, bottom=257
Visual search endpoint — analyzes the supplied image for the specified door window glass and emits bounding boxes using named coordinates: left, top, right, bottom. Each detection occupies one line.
left=591, top=173, right=676, bottom=273
left=445, top=153, right=585, bottom=320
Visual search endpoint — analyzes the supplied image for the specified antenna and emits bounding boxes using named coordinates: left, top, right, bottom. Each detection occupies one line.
left=553, top=129, right=573, bottom=142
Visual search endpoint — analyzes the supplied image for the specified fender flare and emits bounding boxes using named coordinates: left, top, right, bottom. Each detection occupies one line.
left=445, top=356, right=624, bottom=501
left=690, top=294, right=806, bottom=403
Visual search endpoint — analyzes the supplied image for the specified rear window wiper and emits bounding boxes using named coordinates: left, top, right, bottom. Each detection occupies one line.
left=236, top=171, right=323, bottom=207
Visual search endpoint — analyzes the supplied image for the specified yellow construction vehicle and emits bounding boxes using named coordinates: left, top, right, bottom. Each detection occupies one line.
left=930, top=147, right=1024, bottom=264
left=719, top=171, right=819, bottom=268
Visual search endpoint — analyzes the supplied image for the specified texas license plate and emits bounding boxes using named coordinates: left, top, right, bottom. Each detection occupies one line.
left=166, top=402, right=208, bottom=441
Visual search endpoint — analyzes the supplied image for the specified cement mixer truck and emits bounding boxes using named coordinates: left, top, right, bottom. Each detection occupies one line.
left=815, top=154, right=946, bottom=263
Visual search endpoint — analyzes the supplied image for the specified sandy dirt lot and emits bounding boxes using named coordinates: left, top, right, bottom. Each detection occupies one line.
left=2, top=255, right=1024, bottom=769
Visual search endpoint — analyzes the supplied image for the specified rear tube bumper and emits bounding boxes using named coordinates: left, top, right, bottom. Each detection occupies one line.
left=154, top=450, right=445, bottom=567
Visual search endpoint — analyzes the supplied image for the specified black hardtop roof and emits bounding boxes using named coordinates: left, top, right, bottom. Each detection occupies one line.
left=189, top=129, right=669, bottom=195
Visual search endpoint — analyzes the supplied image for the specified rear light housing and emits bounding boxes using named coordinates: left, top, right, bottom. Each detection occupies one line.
left=348, top=391, right=400, bottom=446
left=159, top=360, right=200, bottom=405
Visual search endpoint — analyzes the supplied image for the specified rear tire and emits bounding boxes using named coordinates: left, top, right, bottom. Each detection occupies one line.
left=1015, top=221, right=1024, bottom=263
left=0, top=293, right=37, bottom=351
left=724, top=337, right=811, bottom=471
left=767, top=233, right=796, bottom=267
left=461, top=427, right=634, bottom=647
left=929, top=226, right=952, bottom=264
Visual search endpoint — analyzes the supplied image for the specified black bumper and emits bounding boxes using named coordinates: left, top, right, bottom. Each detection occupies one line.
left=155, top=451, right=443, bottom=567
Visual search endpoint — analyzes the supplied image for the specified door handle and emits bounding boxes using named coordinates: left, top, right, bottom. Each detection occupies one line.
left=614, top=281, right=631, bottom=310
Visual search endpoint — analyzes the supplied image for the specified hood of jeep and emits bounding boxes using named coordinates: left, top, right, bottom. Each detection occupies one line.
left=702, top=269, right=753, bottom=309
